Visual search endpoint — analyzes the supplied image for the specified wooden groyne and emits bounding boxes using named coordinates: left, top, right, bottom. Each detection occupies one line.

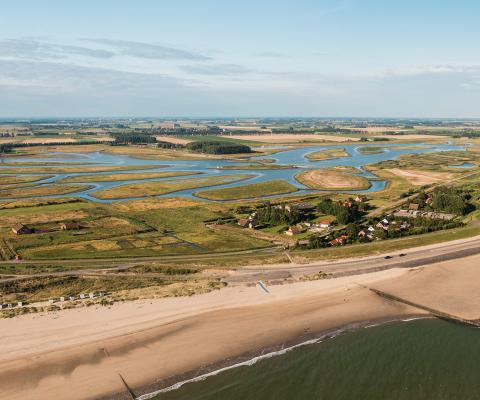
left=371, top=288, right=480, bottom=327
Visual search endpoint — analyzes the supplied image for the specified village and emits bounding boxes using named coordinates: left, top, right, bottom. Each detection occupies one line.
left=235, top=189, right=465, bottom=249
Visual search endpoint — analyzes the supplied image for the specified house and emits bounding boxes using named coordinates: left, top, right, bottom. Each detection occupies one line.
left=409, top=203, right=420, bottom=211
left=329, top=235, right=349, bottom=246
left=355, top=195, right=368, bottom=203
left=238, top=218, right=250, bottom=228
left=318, top=220, right=332, bottom=229
left=343, top=200, right=353, bottom=208
left=285, top=224, right=305, bottom=236
left=11, top=224, right=32, bottom=235
left=60, top=222, right=81, bottom=231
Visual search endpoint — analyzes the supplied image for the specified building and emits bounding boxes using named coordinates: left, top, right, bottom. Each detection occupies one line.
left=237, top=218, right=250, bottom=228
left=60, top=222, right=81, bottom=231
left=355, top=195, right=368, bottom=203
left=409, top=203, right=420, bottom=211
left=11, top=224, right=32, bottom=235
left=285, top=224, right=305, bottom=236
left=329, top=235, right=349, bottom=246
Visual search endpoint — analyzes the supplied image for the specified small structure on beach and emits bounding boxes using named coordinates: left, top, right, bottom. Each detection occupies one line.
left=11, top=224, right=33, bottom=235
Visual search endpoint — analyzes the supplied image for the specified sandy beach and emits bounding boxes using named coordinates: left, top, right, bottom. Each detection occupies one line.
left=1, top=255, right=479, bottom=400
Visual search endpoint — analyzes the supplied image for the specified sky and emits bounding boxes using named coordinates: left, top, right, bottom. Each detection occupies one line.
left=1, top=0, right=480, bottom=118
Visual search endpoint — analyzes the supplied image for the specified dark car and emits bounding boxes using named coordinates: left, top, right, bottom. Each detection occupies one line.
left=384, top=255, right=393, bottom=259
left=399, top=253, right=407, bottom=257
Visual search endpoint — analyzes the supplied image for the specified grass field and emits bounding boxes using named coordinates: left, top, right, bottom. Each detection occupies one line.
left=305, top=148, right=350, bottom=161
left=59, top=171, right=199, bottom=183
left=357, top=146, right=385, bottom=154
left=0, top=175, right=51, bottom=185
left=296, top=169, right=371, bottom=190
left=0, top=184, right=91, bottom=199
left=195, top=180, right=298, bottom=200
left=91, top=174, right=254, bottom=200
left=0, top=165, right=159, bottom=174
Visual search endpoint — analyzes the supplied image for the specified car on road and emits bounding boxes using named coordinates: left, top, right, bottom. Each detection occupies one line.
left=384, top=255, right=393, bottom=259
left=399, top=253, right=407, bottom=257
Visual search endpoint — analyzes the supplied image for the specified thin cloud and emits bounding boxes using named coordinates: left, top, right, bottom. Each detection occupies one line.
left=0, top=38, right=115, bottom=60
left=179, top=63, right=252, bottom=75
left=0, top=59, right=183, bottom=92
left=83, top=38, right=210, bottom=61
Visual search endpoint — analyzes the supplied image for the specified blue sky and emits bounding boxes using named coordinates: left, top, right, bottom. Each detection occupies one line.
left=1, top=0, right=480, bottom=117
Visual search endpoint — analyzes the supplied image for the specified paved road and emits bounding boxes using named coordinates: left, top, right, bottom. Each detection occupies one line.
left=225, top=235, right=480, bottom=284
left=2, top=235, right=480, bottom=285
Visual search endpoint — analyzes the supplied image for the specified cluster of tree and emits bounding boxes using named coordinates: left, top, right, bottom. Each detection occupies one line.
left=317, top=199, right=362, bottom=224
left=186, top=140, right=252, bottom=155
left=257, top=202, right=303, bottom=226
left=157, top=141, right=185, bottom=149
left=430, top=187, right=473, bottom=215
left=0, top=144, right=13, bottom=153
left=110, top=132, right=157, bottom=145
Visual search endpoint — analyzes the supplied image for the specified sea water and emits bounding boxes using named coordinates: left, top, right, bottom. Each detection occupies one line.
left=153, top=319, right=480, bottom=400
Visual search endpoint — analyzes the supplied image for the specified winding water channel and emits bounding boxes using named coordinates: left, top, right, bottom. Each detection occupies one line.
left=0, top=142, right=466, bottom=203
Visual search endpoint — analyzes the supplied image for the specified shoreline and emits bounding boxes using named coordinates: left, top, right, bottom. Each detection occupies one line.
left=132, top=315, right=432, bottom=400
left=1, top=254, right=479, bottom=400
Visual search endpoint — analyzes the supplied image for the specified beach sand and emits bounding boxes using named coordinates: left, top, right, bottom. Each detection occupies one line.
left=1, top=254, right=479, bottom=400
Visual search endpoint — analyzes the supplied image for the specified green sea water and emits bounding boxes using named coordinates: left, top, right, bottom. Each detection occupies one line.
left=153, top=319, right=480, bottom=400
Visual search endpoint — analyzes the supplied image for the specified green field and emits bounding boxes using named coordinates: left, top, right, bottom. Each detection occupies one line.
left=195, top=180, right=298, bottom=200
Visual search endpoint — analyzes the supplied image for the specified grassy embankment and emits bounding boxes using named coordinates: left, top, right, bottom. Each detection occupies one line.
left=91, top=174, right=254, bottom=200
left=357, top=146, right=385, bottom=154
left=305, top=148, right=350, bottom=161
left=195, top=180, right=298, bottom=200
left=0, top=184, right=92, bottom=198
left=0, top=175, right=52, bottom=185
left=0, top=165, right=162, bottom=174
left=296, top=169, right=371, bottom=191
left=59, top=171, right=199, bottom=183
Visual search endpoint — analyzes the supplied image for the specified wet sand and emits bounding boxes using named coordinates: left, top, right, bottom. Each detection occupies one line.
left=1, top=254, right=479, bottom=400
